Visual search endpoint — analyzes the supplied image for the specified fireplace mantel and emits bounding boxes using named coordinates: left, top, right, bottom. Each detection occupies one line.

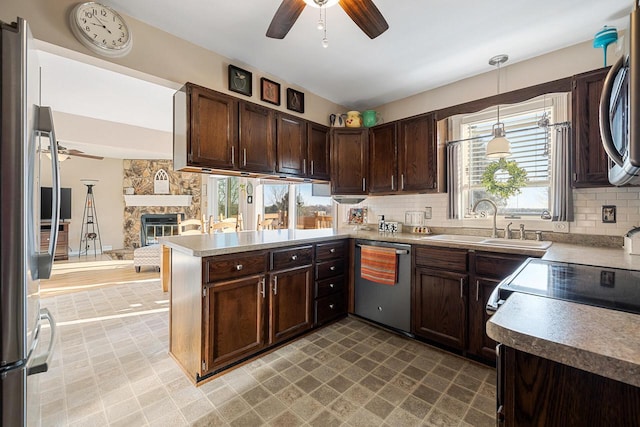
left=124, top=195, right=192, bottom=207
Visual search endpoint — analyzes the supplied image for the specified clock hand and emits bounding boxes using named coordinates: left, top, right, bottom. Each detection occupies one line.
left=91, top=15, right=112, bottom=34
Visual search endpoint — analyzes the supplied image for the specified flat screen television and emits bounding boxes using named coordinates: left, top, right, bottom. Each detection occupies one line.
left=41, top=187, right=72, bottom=221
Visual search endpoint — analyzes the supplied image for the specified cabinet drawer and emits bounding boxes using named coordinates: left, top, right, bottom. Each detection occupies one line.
left=315, top=275, right=345, bottom=298
left=270, top=245, right=313, bottom=270
left=316, top=240, right=346, bottom=261
left=474, top=252, right=528, bottom=280
left=205, top=251, right=268, bottom=283
left=315, top=293, right=346, bottom=325
left=315, top=259, right=344, bottom=280
left=414, top=246, right=467, bottom=272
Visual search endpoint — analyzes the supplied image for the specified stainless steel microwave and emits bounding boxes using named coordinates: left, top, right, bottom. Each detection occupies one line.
left=600, top=2, right=640, bottom=186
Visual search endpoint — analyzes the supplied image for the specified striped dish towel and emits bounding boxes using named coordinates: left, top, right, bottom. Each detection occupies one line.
left=360, top=245, right=398, bottom=285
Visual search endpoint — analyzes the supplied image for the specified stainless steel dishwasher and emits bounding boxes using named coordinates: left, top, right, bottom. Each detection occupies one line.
left=354, top=240, right=412, bottom=334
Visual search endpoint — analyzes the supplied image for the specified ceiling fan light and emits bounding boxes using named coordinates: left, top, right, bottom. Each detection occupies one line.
left=486, top=123, right=511, bottom=158
left=45, top=152, right=70, bottom=162
left=303, top=0, right=339, bottom=8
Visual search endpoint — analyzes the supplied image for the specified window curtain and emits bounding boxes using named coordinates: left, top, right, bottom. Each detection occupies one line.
left=550, top=126, right=573, bottom=221
left=447, top=142, right=462, bottom=219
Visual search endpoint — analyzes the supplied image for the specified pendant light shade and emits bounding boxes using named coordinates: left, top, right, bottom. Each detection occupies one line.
left=486, top=122, right=511, bottom=158
left=487, top=54, right=511, bottom=159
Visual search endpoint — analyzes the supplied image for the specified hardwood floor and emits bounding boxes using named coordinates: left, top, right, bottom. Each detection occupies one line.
left=41, top=257, right=161, bottom=297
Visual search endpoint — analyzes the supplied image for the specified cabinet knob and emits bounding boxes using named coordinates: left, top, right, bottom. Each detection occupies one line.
left=329, top=283, right=334, bottom=288
left=329, top=248, right=335, bottom=253
left=329, top=304, right=335, bottom=310
left=330, top=266, right=336, bottom=271
left=236, top=264, right=243, bottom=271
left=291, top=255, right=298, bottom=261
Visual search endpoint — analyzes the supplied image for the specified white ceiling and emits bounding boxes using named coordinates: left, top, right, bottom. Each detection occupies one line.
left=100, top=0, right=632, bottom=110
left=40, top=0, right=633, bottom=159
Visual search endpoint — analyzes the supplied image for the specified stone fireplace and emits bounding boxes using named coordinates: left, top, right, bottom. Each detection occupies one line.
left=123, top=159, right=201, bottom=249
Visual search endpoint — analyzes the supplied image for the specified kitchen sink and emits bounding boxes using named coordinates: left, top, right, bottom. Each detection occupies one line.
left=421, top=234, right=487, bottom=243
left=481, top=238, right=552, bottom=249
left=420, top=234, right=552, bottom=250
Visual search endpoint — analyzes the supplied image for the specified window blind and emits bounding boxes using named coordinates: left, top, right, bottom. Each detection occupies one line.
left=466, top=110, right=551, bottom=186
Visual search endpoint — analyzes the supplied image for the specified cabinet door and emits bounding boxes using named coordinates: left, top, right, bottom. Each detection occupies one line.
left=413, top=267, right=466, bottom=350
left=276, top=114, right=307, bottom=176
left=572, top=67, right=611, bottom=187
left=398, top=113, right=437, bottom=192
left=307, top=123, right=330, bottom=180
left=205, top=274, right=266, bottom=371
left=238, top=101, right=276, bottom=173
left=369, top=122, right=398, bottom=193
left=269, top=266, right=312, bottom=345
left=330, top=128, right=369, bottom=194
left=189, top=85, right=238, bottom=169
left=467, top=277, right=499, bottom=361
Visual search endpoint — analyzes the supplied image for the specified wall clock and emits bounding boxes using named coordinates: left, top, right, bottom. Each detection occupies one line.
left=69, top=2, right=133, bottom=58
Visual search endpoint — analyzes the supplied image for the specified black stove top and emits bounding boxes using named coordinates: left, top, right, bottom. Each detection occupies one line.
left=498, top=258, right=640, bottom=315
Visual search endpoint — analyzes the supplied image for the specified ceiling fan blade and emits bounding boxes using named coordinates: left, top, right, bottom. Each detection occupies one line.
left=66, top=149, right=104, bottom=160
left=339, top=0, right=389, bottom=39
left=266, top=0, right=307, bottom=39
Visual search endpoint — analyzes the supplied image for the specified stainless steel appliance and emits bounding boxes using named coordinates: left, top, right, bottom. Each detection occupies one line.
left=354, top=240, right=411, bottom=334
left=487, top=258, right=640, bottom=315
left=1, top=17, right=59, bottom=427
left=599, top=2, right=640, bottom=185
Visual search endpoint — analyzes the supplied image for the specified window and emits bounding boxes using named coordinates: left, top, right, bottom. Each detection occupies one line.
left=262, top=183, right=334, bottom=229
left=454, top=95, right=565, bottom=217
left=211, top=176, right=239, bottom=220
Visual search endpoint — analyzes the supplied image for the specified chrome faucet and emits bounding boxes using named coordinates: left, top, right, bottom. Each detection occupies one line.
left=472, top=198, right=498, bottom=238
left=519, top=224, right=526, bottom=240
left=505, top=222, right=513, bottom=239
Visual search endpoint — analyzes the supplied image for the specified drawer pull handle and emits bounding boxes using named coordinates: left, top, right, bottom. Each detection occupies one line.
left=236, top=264, right=243, bottom=271
left=330, top=266, right=336, bottom=271
left=460, top=278, right=464, bottom=299
left=476, top=280, right=480, bottom=302
left=329, top=304, right=335, bottom=310
left=329, top=248, right=335, bottom=253
left=329, top=283, right=334, bottom=288
left=291, top=255, right=298, bottom=261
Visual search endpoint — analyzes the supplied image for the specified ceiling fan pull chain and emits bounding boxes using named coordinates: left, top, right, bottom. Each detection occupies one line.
left=322, top=6, right=328, bottom=48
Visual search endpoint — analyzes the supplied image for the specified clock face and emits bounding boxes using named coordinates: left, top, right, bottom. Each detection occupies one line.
left=71, top=2, right=132, bottom=57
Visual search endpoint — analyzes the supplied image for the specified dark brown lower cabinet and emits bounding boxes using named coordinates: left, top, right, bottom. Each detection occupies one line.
left=205, top=274, right=265, bottom=371
left=499, top=345, right=640, bottom=426
left=268, top=266, right=312, bottom=345
left=467, top=277, right=500, bottom=360
left=413, top=267, right=467, bottom=350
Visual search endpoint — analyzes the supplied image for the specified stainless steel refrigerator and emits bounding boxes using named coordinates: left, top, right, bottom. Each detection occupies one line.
left=1, top=17, right=59, bottom=427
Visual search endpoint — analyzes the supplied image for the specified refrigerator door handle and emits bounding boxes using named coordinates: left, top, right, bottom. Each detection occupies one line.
left=27, top=308, right=57, bottom=376
left=35, top=106, right=61, bottom=280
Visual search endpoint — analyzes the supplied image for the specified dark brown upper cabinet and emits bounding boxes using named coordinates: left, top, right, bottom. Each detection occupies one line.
left=572, top=67, right=611, bottom=187
left=369, top=122, right=398, bottom=193
left=307, top=123, right=330, bottom=181
left=398, top=113, right=437, bottom=192
left=275, top=113, right=307, bottom=176
left=174, top=83, right=238, bottom=171
left=238, top=101, right=276, bottom=173
left=330, top=128, right=369, bottom=195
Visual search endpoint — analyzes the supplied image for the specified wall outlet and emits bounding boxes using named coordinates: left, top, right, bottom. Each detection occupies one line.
left=552, top=222, right=569, bottom=233
left=424, top=207, right=432, bottom=219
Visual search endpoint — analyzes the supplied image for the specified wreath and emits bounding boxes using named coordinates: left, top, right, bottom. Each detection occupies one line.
left=481, top=158, right=527, bottom=199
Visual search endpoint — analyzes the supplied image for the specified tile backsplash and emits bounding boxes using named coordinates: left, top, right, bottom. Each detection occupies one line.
left=339, top=187, right=640, bottom=237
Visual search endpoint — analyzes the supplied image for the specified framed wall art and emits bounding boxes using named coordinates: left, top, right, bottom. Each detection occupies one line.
left=228, top=65, right=252, bottom=97
left=260, top=77, right=281, bottom=105
left=286, top=88, right=305, bottom=113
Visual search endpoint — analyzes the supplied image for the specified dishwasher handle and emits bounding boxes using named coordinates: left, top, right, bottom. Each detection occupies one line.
left=486, top=283, right=505, bottom=315
left=355, top=243, right=409, bottom=255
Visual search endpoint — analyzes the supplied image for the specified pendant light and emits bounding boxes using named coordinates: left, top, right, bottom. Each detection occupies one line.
left=486, top=54, right=511, bottom=159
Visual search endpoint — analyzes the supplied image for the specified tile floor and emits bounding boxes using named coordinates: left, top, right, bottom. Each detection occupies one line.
left=39, top=280, right=496, bottom=426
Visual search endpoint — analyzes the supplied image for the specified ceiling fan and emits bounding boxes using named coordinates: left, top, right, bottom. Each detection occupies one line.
left=266, top=0, right=389, bottom=40
left=42, top=144, right=104, bottom=160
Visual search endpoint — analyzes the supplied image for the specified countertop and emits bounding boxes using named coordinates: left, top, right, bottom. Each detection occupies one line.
left=487, top=292, right=640, bottom=388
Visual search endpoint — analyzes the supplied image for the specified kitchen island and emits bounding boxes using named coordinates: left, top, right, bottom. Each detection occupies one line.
left=161, top=229, right=351, bottom=383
